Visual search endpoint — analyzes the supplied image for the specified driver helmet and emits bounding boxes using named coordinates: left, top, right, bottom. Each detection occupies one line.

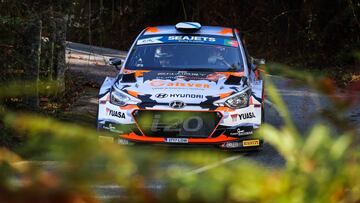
left=208, top=46, right=225, bottom=64
left=154, top=47, right=173, bottom=66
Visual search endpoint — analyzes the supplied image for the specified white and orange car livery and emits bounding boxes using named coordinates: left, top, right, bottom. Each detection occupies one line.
left=97, top=22, right=265, bottom=150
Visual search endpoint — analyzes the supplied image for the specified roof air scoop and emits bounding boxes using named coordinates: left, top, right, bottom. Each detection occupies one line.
left=175, top=22, right=201, bottom=32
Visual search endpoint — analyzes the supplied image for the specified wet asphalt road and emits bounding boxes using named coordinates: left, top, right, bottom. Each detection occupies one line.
left=65, top=42, right=359, bottom=200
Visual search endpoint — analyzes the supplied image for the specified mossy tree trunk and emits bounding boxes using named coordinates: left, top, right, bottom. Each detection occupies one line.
left=23, top=18, right=42, bottom=110
left=53, top=16, right=67, bottom=95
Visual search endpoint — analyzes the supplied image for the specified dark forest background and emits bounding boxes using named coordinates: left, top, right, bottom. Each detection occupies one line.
left=0, top=0, right=359, bottom=111
left=68, top=0, right=360, bottom=70
left=0, top=2, right=360, bottom=201
left=2, top=0, right=360, bottom=68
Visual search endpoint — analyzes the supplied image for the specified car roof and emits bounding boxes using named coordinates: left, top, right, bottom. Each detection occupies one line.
left=143, top=25, right=236, bottom=38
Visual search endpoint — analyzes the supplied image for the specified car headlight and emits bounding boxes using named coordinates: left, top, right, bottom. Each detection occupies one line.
left=110, top=90, right=130, bottom=106
left=213, top=88, right=251, bottom=109
left=225, top=91, right=249, bottom=109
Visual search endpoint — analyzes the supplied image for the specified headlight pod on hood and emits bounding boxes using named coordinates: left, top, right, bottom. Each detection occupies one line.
left=225, top=91, right=250, bottom=109
left=214, top=88, right=251, bottom=109
left=110, top=90, right=129, bottom=106
left=110, top=88, right=141, bottom=106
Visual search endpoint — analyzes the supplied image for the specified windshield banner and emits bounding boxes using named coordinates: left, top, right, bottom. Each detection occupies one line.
left=137, top=35, right=239, bottom=47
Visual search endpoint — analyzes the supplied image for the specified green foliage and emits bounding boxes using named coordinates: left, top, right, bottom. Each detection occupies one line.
left=0, top=70, right=359, bottom=203
left=0, top=1, right=359, bottom=202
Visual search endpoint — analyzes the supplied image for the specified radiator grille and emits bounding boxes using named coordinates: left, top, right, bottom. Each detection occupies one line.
left=133, top=110, right=222, bottom=138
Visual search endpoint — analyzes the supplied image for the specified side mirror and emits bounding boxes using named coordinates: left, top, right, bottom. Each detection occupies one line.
left=256, top=58, right=266, bottom=65
left=250, top=57, right=266, bottom=71
left=251, top=57, right=266, bottom=66
left=109, top=57, right=122, bottom=70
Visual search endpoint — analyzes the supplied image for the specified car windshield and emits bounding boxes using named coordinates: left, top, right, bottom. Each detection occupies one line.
left=125, top=43, right=244, bottom=72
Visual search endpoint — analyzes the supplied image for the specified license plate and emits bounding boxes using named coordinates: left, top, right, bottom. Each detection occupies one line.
left=164, top=138, right=189, bottom=143
left=242, top=139, right=260, bottom=147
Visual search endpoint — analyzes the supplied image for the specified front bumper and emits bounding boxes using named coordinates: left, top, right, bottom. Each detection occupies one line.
left=97, top=102, right=263, bottom=151
left=98, top=133, right=263, bottom=151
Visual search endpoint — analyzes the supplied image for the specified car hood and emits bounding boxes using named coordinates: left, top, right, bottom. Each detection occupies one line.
left=114, top=70, right=248, bottom=105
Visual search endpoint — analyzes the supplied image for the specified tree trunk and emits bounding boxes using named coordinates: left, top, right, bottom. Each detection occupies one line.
left=48, top=7, right=56, bottom=81
left=23, top=18, right=42, bottom=110
left=53, top=16, right=67, bottom=95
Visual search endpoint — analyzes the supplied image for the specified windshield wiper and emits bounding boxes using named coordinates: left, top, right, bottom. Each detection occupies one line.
left=226, top=64, right=238, bottom=71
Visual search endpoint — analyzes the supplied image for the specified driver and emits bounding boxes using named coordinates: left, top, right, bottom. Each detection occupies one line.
left=208, top=46, right=232, bottom=68
left=154, top=46, right=173, bottom=67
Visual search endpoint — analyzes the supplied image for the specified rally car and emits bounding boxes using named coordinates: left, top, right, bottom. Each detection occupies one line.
left=97, top=22, right=265, bottom=151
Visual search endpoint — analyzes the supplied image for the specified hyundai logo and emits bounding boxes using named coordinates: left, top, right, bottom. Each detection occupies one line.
left=155, top=93, right=168, bottom=98
left=169, top=100, right=186, bottom=109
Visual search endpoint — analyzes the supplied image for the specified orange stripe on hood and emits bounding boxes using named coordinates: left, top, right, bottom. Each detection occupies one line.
left=122, top=69, right=150, bottom=77
left=215, top=106, right=235, bottom=112
left=219, top=28, right=233, bottom=35
left=219, top=91, right=234, bottom=99
left=127, top=90, right=139, bottom=97
left=146, top=27, right=159, bottom=33
left=215, top=72, right=245, bottom=78
left=120, top=104, right=138, bottom=110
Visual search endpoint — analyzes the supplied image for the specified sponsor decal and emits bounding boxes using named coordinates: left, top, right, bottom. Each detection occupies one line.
left=103, top=123, right=124, bottom=133
left=164, top=138, right=189, bottom=143
left=168, top=36, right=216, bottom=42
left=137, top=36, right=163, bottom=45
left=170, top=94, right=203, bottom=99
left=236, top=128, right=253, bottom=136
left=238, top=112, right=256, bottom=120
left=155, top=93, right=203, bottom=99
left=228, top=126, right=254, bottom=137
left=224, top=39, right=239, bottom=47
left=230, top=114, right=237, bottom=122
left=106, top=108, right=126, bottom=119
left=222, top=141, right=242, bottom=148
left=242, top=139, right=260, bottom=147
left=118, top=138, right=132, bottom=145
left=155, top=93, right=168, bottom=98
left=150, top=80, right=210, bottom=88
left=144, top=71, right=211, bottom=81
left=150, top=113, right=205, bottom=134
left=137, top=36, right=237, bottom=47
left=229, top=129, right=253, bottom=136
left=169, top=100, right=186, bottom=109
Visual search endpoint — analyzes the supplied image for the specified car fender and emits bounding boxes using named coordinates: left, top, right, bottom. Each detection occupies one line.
left=99, top=76, right=117, bottom=98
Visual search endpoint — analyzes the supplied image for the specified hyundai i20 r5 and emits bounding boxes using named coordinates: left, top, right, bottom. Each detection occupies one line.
left=97, top=22, right=265, bottom=151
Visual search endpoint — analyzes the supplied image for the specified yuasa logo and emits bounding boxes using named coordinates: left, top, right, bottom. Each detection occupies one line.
left=238, top=112, right=255, bottom=120
left=106, top=108, right=126, bottom=119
